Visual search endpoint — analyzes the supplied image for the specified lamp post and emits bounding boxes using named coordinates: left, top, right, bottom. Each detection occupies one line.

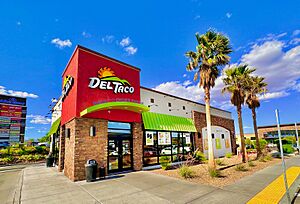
left=275, top=109, right=291, bottom=203
left=295, top=123, right=299, bottom=154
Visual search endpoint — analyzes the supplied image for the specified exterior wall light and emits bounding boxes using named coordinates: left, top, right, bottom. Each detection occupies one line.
left=90, top=126, right=96, bottom=137
left=65, top=128, right=71, bottom=138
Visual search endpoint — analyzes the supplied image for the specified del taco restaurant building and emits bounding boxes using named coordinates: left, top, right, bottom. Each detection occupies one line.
left=53, top=45, right=236, bottom=181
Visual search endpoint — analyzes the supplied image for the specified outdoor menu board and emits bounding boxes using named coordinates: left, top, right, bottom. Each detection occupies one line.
left=158, top=132, right=171, bottom=145
left=183, top=133, right=191, bottom=144
left=145, top=131, right=154, bottom=146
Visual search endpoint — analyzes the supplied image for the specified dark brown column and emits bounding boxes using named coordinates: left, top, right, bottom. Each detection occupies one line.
left=132, top=122, right=143, bottom=170
left=58, top=126, right=65, bottom=172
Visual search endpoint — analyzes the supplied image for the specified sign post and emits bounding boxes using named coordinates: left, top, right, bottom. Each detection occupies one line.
left=295, top=123, right=299, bottom=154
left=275, top=109, right=291, bottom=203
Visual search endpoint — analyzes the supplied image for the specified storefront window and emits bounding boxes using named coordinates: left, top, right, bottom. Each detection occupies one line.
left=108, top=121, right=131, bottom=134
left=144, top=131, right=158, bottom=157
left=143, top=131, right=194, bottom=166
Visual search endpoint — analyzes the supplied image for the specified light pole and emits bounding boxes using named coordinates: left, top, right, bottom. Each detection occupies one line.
left=275, top=109, right=291, bottom=203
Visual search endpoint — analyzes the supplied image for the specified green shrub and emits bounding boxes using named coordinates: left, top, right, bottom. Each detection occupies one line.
left=248, top=161, right=255, bottom=167
left=194, top=151, right=206, bottom=162
left=216, top=158, right=226, bottom=166
left=208, top=167, right=221, bottom=178
left=160, top=156, right=171, bottom=170
left=19, top=154, right=35, bottom=161
left=264, top=154, right=273, bottom=161
left=35, top=146, right=48, bottom=154
left=24, top=146, right=36, bottom=154
left=179, top=165, right=195, bottom=179
left=282, top=144, right=294, bottom=154
left=0, top=148, right=9, bottom=157
left=253, top=139, right=268, bottom=150
left=0, top=156, right=14, bottom=163
left=259, top=156, right=266, bottom=162
left=225, top=152, right=232, bottom=158
left=33, top=154, right=45, bottom=161
left=235, top=164, right=248, bottom=171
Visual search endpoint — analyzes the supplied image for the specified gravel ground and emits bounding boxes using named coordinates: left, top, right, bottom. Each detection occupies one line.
left=150, top=155, right=285, bottom=187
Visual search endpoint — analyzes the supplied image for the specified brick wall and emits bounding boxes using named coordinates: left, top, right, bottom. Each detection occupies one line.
left=132, top=122, right=143, bottom=170
left=192, top=111, right=236, bottom=154
left=62, top=118, right=108, bottom=181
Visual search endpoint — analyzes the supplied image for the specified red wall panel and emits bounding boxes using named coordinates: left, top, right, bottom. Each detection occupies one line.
left=61, top=46, right=141, bottom=125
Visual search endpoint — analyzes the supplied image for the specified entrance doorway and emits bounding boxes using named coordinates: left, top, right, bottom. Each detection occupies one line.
left=107, top=121, right=133, bottom=173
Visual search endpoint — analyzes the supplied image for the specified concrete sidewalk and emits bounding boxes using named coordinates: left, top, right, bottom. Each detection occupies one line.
left=9, top=156, right=300, bottom=203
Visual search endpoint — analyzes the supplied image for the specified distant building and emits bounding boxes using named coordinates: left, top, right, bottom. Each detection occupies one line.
left=258, top=123, right=300, bottom=142
left=0, top=94, right=27, bottom=145
left=236, top=133, right=256, bottom=146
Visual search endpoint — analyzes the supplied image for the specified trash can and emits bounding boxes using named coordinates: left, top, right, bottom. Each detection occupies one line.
left=99, top=166, right=106, bottom=179
left=85, top=159, right=98, bottom=182
left=46, top=155, right=54, bottom=167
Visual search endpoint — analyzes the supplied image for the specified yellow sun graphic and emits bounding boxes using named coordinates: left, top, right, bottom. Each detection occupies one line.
left=98, top=67, right=115, bottom=78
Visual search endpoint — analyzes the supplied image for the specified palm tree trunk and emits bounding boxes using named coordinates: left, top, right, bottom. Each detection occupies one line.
left=252, top=107, right=261, bottom=158
left=237, top=104, right=247, bottom=163
left=205, top=87, right=216, bottom=168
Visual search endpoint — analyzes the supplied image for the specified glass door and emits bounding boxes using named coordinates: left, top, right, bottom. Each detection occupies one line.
left=108, top=137, right=133, bottom=173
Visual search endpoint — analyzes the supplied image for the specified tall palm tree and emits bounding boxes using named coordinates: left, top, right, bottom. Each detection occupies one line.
left=245, top=76, right=267, bottom=158
left=186, top=30, right=232, bottom=168
left=222, top=64, right=254, bottom=163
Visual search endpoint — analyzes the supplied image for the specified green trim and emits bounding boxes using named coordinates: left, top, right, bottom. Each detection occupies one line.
left=142, top=112, right=197, bottom=132
left=80, top=102, right=150, bottom=116
left=48, top=117, right=61, bottom=136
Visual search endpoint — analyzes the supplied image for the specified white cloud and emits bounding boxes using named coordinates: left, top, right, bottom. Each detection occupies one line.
left=27, top=115, right=51, bottom=125
left=242, top=40, right=300, bottom=98
left=153, top=33, right=300, bottom=110
left=0, top=86, right=38, bottom=98
left=101, top=35, right=115, bottom=43
left=82, top=31, right=91, bottom=38
left=293, top=83, right=300, bottom=92
left=51, top=38, right=72, bottom=49
left=26, top=126, right=35, bottom=130
left=226, top=12, right=232, bottom=18
left=183, top=80, right=192, bottom=86
left=259, top=91, right=290, bottom=100
left=183, top=74, right=187, bottom=78
left=292, top=30, right=300, bottom=36
left=289, top=38, right=300, bottom=45
left=120, top=37, right=131, bottom=47
left=124, top=46, right=138, bottom=55
left=194, top=15, right=200, bottom=20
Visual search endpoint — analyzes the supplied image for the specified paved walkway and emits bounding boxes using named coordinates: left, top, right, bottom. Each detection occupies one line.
left=1, top=156, right=299, bottom=204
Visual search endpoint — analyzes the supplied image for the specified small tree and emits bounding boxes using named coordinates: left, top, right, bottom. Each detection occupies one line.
left=245, top=76, right=267, bottom=158
left=186, top=30, right=232, bottom=169
left=222, top=65, right=254, bottom=163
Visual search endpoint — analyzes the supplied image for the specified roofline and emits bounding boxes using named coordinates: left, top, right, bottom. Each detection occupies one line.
left=258, top=123, right=300, bottom=129
left=61, top=45, right=140, bottom=76
left=140, top=86, right=232, bottom=114
left=0, top=93, right=27, bottom=99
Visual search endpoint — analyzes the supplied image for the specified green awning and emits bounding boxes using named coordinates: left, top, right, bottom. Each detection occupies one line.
left=80, top=102, right=150, bottom=117
left=142, top=112, right=197, bottom=132
left=48, top=117, right=61, bottom=136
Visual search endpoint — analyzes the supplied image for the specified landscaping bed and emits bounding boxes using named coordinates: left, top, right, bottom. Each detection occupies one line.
left=151, top=155, right=286, bottom=187
left=0, top=145, right=49, bottom=166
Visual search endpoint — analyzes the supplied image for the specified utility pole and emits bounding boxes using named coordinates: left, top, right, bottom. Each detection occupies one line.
left=275, top=109, right=291, bottom=204
left=295, top=123, right=299, bottom=154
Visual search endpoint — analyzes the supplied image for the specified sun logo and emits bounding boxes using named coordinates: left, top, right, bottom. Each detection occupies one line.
left=98, top=67, right=115, bottom=78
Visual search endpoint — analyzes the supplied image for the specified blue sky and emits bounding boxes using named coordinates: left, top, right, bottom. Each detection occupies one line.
left=0, top=1, right=299, bottom=140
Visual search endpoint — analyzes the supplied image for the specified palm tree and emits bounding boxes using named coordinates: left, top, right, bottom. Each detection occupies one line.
left=245, top=76, right=267, bottom=158
left=222, top=64, right=254, bottom=163
left=186, top=30, right=232, bottom=168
